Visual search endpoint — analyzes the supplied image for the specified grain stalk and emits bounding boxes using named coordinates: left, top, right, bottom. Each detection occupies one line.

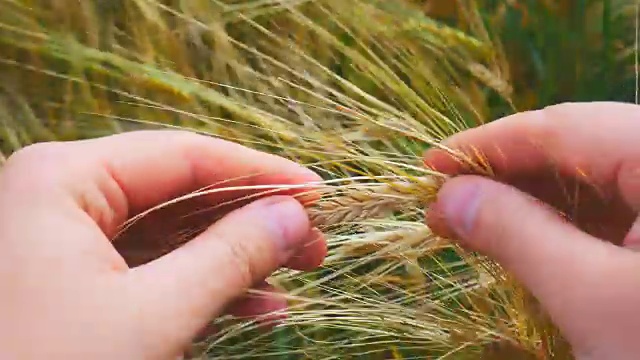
left=308, top=175, right=444, bottom=229
left=4, top=0, right=626, bottom=358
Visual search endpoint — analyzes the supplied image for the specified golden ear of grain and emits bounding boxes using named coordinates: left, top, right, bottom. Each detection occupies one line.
left=0, top=0, right=585, bottom=357
left=307, top=176, right=444, bottom=229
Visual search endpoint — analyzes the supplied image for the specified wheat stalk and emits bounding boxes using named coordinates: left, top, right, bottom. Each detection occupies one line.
left=308, top=175, right=445, bottom=229
left=0, top=0, right=591, bottom=358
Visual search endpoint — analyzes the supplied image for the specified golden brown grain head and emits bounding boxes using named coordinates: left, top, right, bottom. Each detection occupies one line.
left=0, top=0, right=582, bottom=359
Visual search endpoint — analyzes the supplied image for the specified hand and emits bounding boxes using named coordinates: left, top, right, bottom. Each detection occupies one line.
left=425, top=102, right=640, bottom=359
left=0, top=130, right=326, bottom=359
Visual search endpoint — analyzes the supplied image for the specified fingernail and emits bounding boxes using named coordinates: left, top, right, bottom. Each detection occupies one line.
left=624, top=219, right=640, bottom=250
left=425, top=203, right=459, bottom=240
left=439, top=181, right=483, bottom=238
left=261, top=196, right=309, bottom=258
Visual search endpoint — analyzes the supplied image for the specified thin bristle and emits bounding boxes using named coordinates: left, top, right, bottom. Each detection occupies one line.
left=3, top=0, right=631, bottom=359
left=308, top=176, right=443, bottom=229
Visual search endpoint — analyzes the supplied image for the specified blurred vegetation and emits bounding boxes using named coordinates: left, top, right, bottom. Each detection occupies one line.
left=423, top=0, right=638, bottom=114
left=1, top=1, right=637, bottom=154
left=0, top=0, right=637, bottom=359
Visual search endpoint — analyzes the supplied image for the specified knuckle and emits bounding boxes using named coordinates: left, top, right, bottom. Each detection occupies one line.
left=218, top=239, right=257, bottom=288
left=468, top=183, right=516, bottom=248
left=526, top=107, right=560, bottom=142
left=468, top=202, right=495, bottom=249
left=168, top=129, right=212, bottom=146
left=6, top=142, right=66, bottom=166
left=539, top=103, right=580, bottom=131
left=3, top=142, right=69, bottom=183
left=119, top=129, right=214, bottom=150
left=169, top=130, right=226, bottom=157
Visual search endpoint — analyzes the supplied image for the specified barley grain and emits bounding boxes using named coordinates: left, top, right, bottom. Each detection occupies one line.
left=307, top=176, right=444, bottom=228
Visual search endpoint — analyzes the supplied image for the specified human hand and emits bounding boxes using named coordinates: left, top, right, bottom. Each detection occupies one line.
left=0, top=130, right=326, bottom=359
left=425, top=102, right=640, bottom=359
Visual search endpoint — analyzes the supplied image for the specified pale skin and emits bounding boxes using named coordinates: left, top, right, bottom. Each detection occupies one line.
left=0, top=102, right=639, bottom=359
left=0, top=130, right=327, bottom=359
left=425, top=101, right=640, bottom=359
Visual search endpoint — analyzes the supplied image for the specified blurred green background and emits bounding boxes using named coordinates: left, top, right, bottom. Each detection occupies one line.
left=0, top=1, right=637, bottom=359
left=1, top=0, right=637, bottom=157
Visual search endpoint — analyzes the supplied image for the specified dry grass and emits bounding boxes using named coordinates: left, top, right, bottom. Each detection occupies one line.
left=0, top=0, right=637, bottom=359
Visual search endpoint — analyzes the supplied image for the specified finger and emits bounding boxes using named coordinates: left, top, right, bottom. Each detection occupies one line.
left=126, top=195, right=313, bottom=356
left=225, top=283, right=288, bottom=325
left=116, top=214, right=327, bottom=270
left=424, top=102, right=640, bottom=210
left=1, top=130, right=321, bottom=239
left=623, top=217, right=640, bottom=249
left=427, top=175, right=639, bottom=348
left=192, top=282, right=287, bottom=343
left=284, top=228, right=327, bottom=271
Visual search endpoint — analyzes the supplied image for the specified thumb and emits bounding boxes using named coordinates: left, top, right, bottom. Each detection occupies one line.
left=428, top=176, right=635, bottom=344
left=125, top=195, right=311, bottom=357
